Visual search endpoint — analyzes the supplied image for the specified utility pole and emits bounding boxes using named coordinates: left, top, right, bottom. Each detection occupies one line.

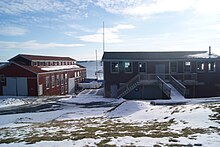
left=102, top=21, right=105, bottom=54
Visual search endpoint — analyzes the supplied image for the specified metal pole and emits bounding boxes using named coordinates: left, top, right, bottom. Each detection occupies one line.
left=103, top=21, right=105, bottom=54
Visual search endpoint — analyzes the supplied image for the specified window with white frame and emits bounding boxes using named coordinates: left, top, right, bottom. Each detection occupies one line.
left=184, top=61, right=191, bottom=72
left=61, top=86, right=64, bottom=94
left=208, top=62, right=216, bottom=72
left=171, top=62, right=177, bottom=73
left=197, top=62, right=205, bottom=72
left=124, top=61, right=132, bottom=73
left=111, top=62, right=119, bottom=73
left=51, top=75, right=55, bottom=88
left=56, top=74, right=60, bottom=86
left=139, top=62, right=146, bottom=72
left=65, top=85, right=68, bottom=93
left=65, top=73, right=68, bottom=84
left=46, top=76, right=50, bottom=89
left=61, top=74, right=64, bottom=85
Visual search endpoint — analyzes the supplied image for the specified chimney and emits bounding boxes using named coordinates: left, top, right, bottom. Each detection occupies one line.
left=209, top=46, right=212, bottom=55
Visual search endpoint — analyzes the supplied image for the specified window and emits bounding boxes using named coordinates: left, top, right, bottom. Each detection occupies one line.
left=171, top=62, right=177, bottom=73
left=65, top=73, right=68, bottom=84
left=111, top=62, right=119, bottom=73
left=46, top=76, right=50, bottom=89
left=51, top=75, right=55, bottom=88
left=208, top=62, right=216, bottom=72
left=61, top=74, right=64, bottom=85
left=56, top=74, right=60, bottom=86
left=139, top=62, right=146, bottom=72
left=65, top=85, right=68, bottom=93
left=0, top=75, right=5, bottom=83
left=124, top=61, right=132, bottom=73
left=197, top=62, right=204, bottom=72
left=61, top=86, right=64, bottom=94
left=184, top=61, right=191, bottom=72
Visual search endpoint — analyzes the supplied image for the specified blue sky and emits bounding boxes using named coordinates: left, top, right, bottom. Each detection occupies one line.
left=0, top=0, right=220, bottom=61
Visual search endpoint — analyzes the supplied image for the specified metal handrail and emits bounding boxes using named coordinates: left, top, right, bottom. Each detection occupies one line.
left=117, top=74, right=140, bottom=96
left=157, top=76, right=171, bottom=98
left=170, top=76, right=186, bottom=96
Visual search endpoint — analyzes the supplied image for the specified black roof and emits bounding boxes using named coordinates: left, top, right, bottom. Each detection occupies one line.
left=102, top=51, right=219, bottom=61
left=9, top=54, right=76, bottom=62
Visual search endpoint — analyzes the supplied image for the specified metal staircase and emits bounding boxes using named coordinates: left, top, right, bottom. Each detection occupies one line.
left=117, top=74, right=187, bottom=98
left=117, top=74, right=140, bottom=98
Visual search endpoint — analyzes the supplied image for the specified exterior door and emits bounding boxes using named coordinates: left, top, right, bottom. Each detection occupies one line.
left=3, top=77, right=28, bottom=96
left=38, top=84, right=43, bottom=96
left=110, top=85, right=118, bottom=98
left=156, top=64, right=166, bottom=79
left=68, top=78, right=75, bottom=94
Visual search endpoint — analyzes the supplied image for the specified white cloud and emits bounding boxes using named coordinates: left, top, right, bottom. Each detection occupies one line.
left=0, top=0, right=89, bottom=20
left=0, top=26, right=28, bottom=36
left=79, top=24, right=135, bottom=43
left=194, top=0, right=220, bottom=15
left=95, top=0, right=220, bottom=18
left=123, top=0, right=194, bottom=18
left=0, top=40, right=84, bottom=50
left=95, top=0, right=194, bottom=18
left=64, top=32, right=77, bottom=37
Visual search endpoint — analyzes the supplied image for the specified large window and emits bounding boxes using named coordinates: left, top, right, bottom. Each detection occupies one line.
left=61, top=74, right=64, bottom=85
left=65, top=85, right=68, bottom=93
left=56, top=74, right=60, bottom=86
left=61, top=86, right=64, bottom=94
left=51, top=75, right=55, bottom=88
left=65, top=73, right=68, bottom=84
left=197, top=62, right=204, bottom=72
left=111, top=62, right=119, bottom=73
left=208, top=62, right=216, bottom=72
left=171, top=62, right=177, bottom=73
left=184, top=61, right=191, bottom=72
left=124, top=61, right=132, bottom=73
left=139, top=62, right=146, bottom=72
left=46, top=76, right=50, bottom=89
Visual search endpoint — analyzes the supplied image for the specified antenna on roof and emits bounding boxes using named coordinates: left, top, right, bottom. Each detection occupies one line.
left=209, top=46, right=212, bottom=55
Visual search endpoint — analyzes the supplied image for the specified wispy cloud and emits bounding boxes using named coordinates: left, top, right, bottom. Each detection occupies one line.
left=0, top=40, right=84, bottom=50
left=0, top=26, right=28, bottom=36
left=95, top=0, right=220, bottom=18
left=79, top=24, right=135, bottom=43
left=0, top=0, right=89, bottom=20
left=95, top=0, right=193, bottom=18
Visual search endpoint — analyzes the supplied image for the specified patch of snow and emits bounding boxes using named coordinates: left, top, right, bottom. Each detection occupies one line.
left=58, top=89, right=124, bottom=105
left=188, top=53, right=219, bottom=58
left=41, top=65, right=80, bottom=71
left=107, top=136, right=169, bottom=146
left=0, top=98, right=27, bottom=108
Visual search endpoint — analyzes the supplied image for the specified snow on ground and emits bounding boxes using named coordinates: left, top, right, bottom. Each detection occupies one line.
left=0, top=98, right=28, bottom=108
left=58, top=89, right=124, bottom=105
left=0, top=91, right=220, bottom=146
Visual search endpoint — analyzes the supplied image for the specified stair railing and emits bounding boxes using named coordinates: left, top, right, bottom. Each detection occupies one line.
left=170, top=75, right=186, bottom=97
left=157, top=76, right=171, bottom=98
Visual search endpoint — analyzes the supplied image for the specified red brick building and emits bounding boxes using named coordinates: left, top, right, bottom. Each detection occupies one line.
left=0, top=54, right=86, bottom=96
